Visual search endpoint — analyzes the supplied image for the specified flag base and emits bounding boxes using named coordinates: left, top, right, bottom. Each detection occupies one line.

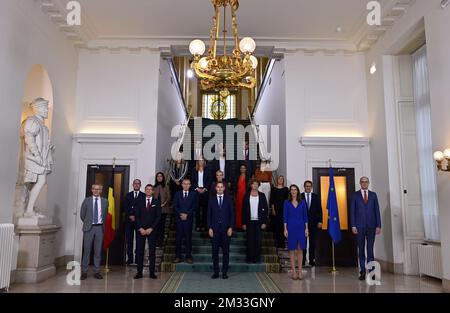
left=329, top=268, right=339, bottom=274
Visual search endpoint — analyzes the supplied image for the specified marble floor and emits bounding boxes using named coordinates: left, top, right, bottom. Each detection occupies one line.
left=9, top=266, right=443, bottom=293
left=269, top=267, right=444, bottom=293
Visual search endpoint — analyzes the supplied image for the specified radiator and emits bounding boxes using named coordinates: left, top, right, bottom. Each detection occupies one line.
left=418, top=243, right=443, bottom=279
left=0, top=224, right=15, bottom=291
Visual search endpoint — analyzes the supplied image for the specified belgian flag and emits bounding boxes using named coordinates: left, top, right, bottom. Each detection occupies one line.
left=103, top=169, right=116, bottom=251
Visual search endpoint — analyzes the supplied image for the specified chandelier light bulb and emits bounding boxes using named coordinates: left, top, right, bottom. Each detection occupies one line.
left=189, top=39, right=206, bottom=56
left=443, top=148, right=450, bottom=159
left=249, top=55, right=258, bottom=69
left=434, top=151, right=445, bottom=162
left=199, top=57, right=209, bottom=69
left=239, top=37, right=256, bottom=54
left=187, top=69, right=194, bottom=79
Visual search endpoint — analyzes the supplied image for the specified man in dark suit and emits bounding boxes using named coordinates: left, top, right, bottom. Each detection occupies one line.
left=210, top=170, right=230, bottom=198
left=208, top=182, right=235, bottom=279
left=134, top=184, right=161, bottom=279
left=242, top=180, right=268, bottom=264
left=80, top=184, right=109, bottom=280
left=301, top=180, right=323, bottom=267
left=124, top=179, right=146, bottom=265
left=350, top=177, right=382, bottom=280
left=173, top=178, right=198, bottom=264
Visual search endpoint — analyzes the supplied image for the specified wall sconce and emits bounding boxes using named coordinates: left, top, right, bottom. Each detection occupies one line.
left=433, top=149, right=450, bottom=171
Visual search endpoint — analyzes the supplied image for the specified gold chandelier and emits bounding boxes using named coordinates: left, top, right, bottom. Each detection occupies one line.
left=189, top=0, right=258, bottom=96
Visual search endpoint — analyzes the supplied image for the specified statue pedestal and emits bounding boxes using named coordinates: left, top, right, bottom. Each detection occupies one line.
left=15, top=224, right=60, bottom=283
left=17, top=215, right=53, bottom=227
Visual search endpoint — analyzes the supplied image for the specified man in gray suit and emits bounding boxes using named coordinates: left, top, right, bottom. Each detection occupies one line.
left=80, top=184, right=109, bottom=280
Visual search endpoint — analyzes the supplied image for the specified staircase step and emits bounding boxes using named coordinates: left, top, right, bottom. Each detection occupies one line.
left=163, top=253, right=279, bottom=263
left=174, top=262, right=267, bottom=272
left=168, top=231, right=274, bottom=240
left=164, top=246, right=277, bottom=255
left=165, top=238, right=275, bottom=246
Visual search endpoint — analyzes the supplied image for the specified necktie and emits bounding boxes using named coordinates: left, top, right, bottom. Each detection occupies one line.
left=135, top=192, right=138, bottom=199
left=307, top=194, right=311, bottom=209
left=93, top=197, right=99, bottom=224
left=219, top=196, right=223, bottom=207
left=147, top=199, right=150, bottom=211
left=364, top=191, right=368, bottom=205
left=184, top=192, right=188, bottom=200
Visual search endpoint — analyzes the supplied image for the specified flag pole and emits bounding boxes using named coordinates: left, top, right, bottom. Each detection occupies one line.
left=330, top=242, right=338, bottom=274
left=105, top=248, right=111, bottom=273
left=328, top=159, right=338, bottom=275
left=104, top=157, right=116, bottom=274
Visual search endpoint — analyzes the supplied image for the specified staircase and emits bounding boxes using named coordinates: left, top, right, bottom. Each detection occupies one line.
left=161, top=229, right=280, bottom=273
left=159, top=117, right=281, bottom=273
left=187, top=118, right=259, bottom=182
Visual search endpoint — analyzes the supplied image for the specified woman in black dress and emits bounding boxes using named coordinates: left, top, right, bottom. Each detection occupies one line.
left=270, top=175, right=289, bottom=248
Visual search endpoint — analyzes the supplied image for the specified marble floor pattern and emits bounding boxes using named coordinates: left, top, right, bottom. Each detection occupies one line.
left=8, top=266, right=444, bottom=293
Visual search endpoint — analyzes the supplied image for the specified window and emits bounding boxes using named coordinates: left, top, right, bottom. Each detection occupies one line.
left=202, top=93, right=237, bottom=120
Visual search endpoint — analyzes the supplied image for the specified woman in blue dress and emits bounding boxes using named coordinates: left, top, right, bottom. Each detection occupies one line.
left=283, top=184, right=309, bottom=280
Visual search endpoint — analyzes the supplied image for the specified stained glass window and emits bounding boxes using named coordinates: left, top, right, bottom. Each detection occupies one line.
left=202, top=93, right=236, bottom=120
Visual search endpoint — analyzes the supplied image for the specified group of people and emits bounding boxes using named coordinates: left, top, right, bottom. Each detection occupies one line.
left=79, top=142, right=381, bottom=282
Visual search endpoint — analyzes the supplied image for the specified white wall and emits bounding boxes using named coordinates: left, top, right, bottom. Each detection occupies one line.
left=0, top=0, right=78, bottom=259
left=67, top=49, right=162, bottom=261
left=254, top=59, right=287, bottom=177
left=155, top=59, right=187, bottom=173
left=284, top=51, right=370, bottom=187
left=365, top=0, right=450, bottom=286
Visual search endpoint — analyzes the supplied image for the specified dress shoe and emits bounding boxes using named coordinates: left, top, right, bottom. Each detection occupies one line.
left=173, top=258, right=181, bottom=263
left=149, top=273, right=157, bottom=279
left=358, top=272, right=366, bottom=281
left=94, top=273, right=103, bottom=280
left=126, top=260, right=133, bottom=265
left=310, top=261, right=316, bottom=267
left=222, top=273, right=228, bottom=279
left=211, top=273, right=220, bottom=279
left=186, top=258, right=193, bottom=264
left=134, top=273, right=143, bottom=279
left=80, top=273, right=88, bottom=280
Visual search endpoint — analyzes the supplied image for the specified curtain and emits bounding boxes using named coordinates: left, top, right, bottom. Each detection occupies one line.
left=412, top=46, right=440, bottom=241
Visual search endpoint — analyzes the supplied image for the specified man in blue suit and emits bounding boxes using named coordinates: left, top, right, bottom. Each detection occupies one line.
left=173, top=178, right=198, bottom=264
left=124, top=179, right=146, bottom=265
left=208, top=182, right=235, bottom=279
left=350, top=177, right=382, bottom=280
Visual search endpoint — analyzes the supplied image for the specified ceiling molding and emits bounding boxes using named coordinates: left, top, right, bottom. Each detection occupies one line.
left=39, top=0, right=416, bottom=55
left=82, top=36, right=358, bottom=56
left=352, top=0, right=417, bottom=51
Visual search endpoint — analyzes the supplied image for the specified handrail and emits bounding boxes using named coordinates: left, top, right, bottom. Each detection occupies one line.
left=247, top=106, right=270, bottom=163
left=251, top=58, right=278, bottom=117
left=247, top=106, right=279, bottom=185
left=166, top=58, right=189, bottom=119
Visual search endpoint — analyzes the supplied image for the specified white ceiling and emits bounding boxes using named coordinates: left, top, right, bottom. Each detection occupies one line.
left=74, top=0, right=369, bottom=41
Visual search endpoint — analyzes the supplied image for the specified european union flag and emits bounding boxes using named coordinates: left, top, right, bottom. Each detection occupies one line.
left=327, top=167, right=342, bottom=243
